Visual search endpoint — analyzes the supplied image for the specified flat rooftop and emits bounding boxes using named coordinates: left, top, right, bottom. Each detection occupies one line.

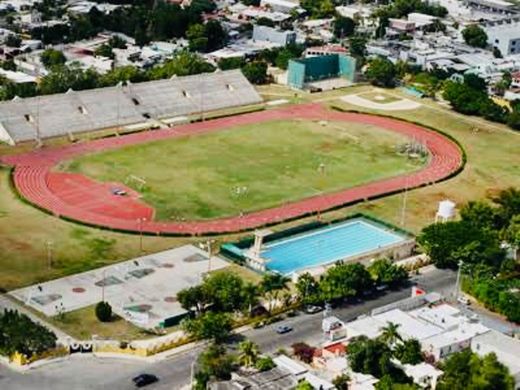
left=10, top=245, right=229, bottom=329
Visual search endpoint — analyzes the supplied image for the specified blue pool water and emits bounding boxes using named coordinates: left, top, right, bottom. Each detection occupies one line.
left=261, top=219, right=406, bottom=274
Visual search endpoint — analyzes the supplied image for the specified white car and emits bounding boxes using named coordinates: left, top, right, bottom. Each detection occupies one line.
left=457, top=296, right=471, bottom=305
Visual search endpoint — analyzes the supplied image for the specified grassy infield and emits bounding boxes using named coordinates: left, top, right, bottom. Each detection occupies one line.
left=62, top=119, right=420, bottom=220
left=1, top=85, right=519, bottom=338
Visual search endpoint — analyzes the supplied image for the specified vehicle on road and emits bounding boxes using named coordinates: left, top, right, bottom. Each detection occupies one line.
left=457, top=296, right=471, bottom=306
left=111, top=188, right=127, bottom=196
left=275, top=325, right=293, bottom=334
left=304, top=305, right=323, bottom=314
left=375, top=284, right=389, bottom=292
left=132, top=374, right=159, bottom=387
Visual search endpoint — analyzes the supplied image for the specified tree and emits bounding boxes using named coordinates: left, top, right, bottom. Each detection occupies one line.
left=295, top=272, right=320, bottom=305
left=255, top=356, right=276, bottom=371
left=332, top=373, right=350, bottom=390
left=148, top=51, right=215, bottom=79
left=379, top=322, right=402, bottom=348
left=0, top=310, right=57, bottom=358
left=241, top=61, right=269, bottom=85
left=238, top=340, right=260, bottom=367
left=241, top=282, right=260, bottom=316
left=95, top=301, right=112, bottom=322
left=417, top=220, right=504, bottom=269
left=260, top=272, right=290, bottom=314
left=204, top=272, right=246, bottom=313
left=295, top=380, right=314, bottom=390
left=181, top=311, right=232, bottom=343
left=177, top=284, right=211, bottom=315
left=218, top=57, right=245, bottom=70
left=292, top=342, right=315, bottom=363
left=367, top=259, right=409, bottom=287
left=393, top=339, right=423, bottom=365
left=108, top=35, right=127, bottom=49
left=5, top=34, right=21, bottom=47
left=40, top=49, right=67, bottom=68
left=460, top=201, right=497, bottom=230
left=493, top=187, right=520, bottom=229
left=507, top=109, right=520, bottom=130
left=437, top=350, right=514, bottom=390
left=365, top=57, right=397, bottom=87
left=319, top=262, right=373, bottom=303
left=348, top=35, right=367, bottom=59
left=187, top=23, right=208, bottom=52
left=462, top=25, right=488, bottom=48
left=94, top=44, right=114, bottom=59
left=333, top=16, right=355, bottom=39
left=256, top=17, right=275, bottom=27
left=195, top=343, right=235, bottom=389
left=39, top=64, right=100, bottom=95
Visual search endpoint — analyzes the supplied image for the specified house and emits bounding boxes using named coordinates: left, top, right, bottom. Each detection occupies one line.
left=401, top=362, right=443, bottom=389
left=252, top=25, right=296, bottom=46
left=485, top=19, right=520, bottom=56
left=471, top=330, right=520, bottom=388
left=421, top=320, right=489, bottom=360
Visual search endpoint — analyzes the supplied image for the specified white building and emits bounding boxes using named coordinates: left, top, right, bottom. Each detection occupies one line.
left=485, top=20, right=520, bottom=56
left=373, top=309, right=446, bottom=341
left=252, top=25, right=296, bottom=46
left=421, top=320, right=489, bottom=360
left=402, top=362, right=443, bottom=389
left=260, top=0, right=301, bottom=14
left=471, top=330, right=520, bottom=388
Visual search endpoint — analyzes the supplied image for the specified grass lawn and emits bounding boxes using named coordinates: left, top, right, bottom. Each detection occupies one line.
left=1, top=84, right=519, bottom=297
left=323, top=94, right=520, bottom=232
left=61, top=119, right=423, bottom=220
left=48, top=305, right=152, bottom=340
left=358, top=91, right=402, bottom=104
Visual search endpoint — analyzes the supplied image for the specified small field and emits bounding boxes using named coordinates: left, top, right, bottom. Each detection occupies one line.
left=48, top=306, right=150, bottom=340
left=60, top=119, right=423, bottom=220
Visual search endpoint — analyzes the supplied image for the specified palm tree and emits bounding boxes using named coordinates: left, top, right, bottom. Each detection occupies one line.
left=241, top=282, right=260, bottom=316
left=238, top=340, right=260, bottom=368
left=260, top=273, right=290, bottom=314
left=379, top=322, right=402, bottom=348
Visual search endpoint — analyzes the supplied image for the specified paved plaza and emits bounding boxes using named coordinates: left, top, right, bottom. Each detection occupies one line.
left=10, top=245, right=229, bottom=329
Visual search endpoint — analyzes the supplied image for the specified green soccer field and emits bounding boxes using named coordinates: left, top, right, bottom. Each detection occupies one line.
left=60, top=119, right=425, bottom=220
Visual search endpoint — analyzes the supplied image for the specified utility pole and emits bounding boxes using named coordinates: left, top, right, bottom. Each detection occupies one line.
left=46, top=240, right=53, bottom=270
left=400, top=179, right=408, bottom=227
left=138, top=217, right=146, bottom=253
left=454, top=260, right=463, bottom=300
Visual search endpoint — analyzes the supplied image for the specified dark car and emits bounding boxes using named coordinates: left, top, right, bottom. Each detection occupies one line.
left=132, top=374, right=159, bottom=388
left=275, top=325, right=293, bottom=334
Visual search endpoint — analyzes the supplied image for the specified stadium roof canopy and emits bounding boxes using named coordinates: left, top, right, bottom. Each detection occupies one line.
left=0, top=69, right=262, bottom=145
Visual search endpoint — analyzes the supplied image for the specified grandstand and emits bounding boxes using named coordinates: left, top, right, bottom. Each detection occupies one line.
left=287, top=54, right=356, bottom=90
left=0, top=69, right=262, bottom=145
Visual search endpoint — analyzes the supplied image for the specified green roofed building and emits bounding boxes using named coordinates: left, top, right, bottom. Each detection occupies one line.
left=287, top=54, right=356, bottom=90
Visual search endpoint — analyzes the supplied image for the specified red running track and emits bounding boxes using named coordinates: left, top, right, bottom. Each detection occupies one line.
left=2, top=103, right=463, bottom=235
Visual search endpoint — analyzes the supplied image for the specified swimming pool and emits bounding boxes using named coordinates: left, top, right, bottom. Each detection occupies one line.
left=260, top=219, right=407, bottom=274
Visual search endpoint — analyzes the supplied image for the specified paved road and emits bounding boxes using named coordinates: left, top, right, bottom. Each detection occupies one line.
left=0, top=267, right=457, bottom=390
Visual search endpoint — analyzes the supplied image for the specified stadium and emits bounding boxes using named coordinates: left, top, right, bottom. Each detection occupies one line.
left=0, top=71, right=463, bottom=236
